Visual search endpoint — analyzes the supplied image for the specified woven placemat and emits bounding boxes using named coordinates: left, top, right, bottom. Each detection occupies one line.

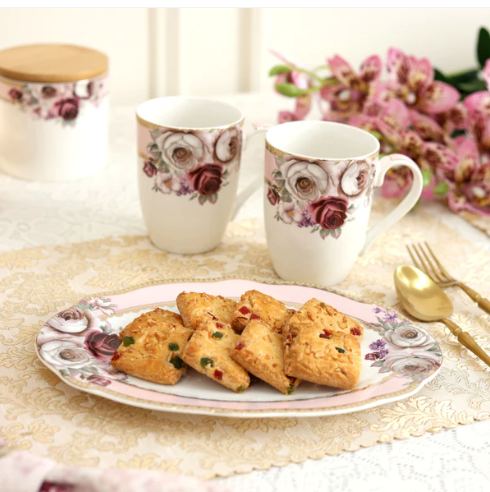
left=0, top=200, right=489, bottom=479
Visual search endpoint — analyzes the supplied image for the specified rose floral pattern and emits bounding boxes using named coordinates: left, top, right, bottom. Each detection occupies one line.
left=1, top=76, right=107, bottom=126
left=365, top=306, right=442, bottom=383
left=37, top=296, right=127, bottom=386
left=266, top=152, right=376, bottom=239
left=142, top=125, right=242, bottom=205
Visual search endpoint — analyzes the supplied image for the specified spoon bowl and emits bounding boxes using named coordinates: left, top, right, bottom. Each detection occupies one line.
left=394, top=265, right=453, bottom=321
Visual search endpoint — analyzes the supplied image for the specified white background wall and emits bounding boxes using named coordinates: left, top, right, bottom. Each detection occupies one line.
left=0, top=8, right=488, bottom=105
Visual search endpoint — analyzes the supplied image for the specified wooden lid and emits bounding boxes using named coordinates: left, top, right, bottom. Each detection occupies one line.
left=0, top=44, right=108, bottom=83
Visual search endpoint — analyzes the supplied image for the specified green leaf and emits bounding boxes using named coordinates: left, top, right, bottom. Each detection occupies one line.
left=123, top=336, right=135, bottom=347
left=169, top=356, right=184, bottom=370
left=168, top=343, right=179, bottom=351
left=319, top=229, right=330, bottom=239
left=446, top=68, right=480, bottom=84
left=433, top=182, right=449, bottom=195
left=477, top=27, right=490, bottom=68
left=198, top=195, right=207, bottom=205
left=269, top=65, right=293, bottom=76
left=422, top=169, right=432, bottom=188
left=200, top=357, right=214, bottom=368
left=434, top=68, right=449, bottom=83
left=458, top=80, right=487, bottom=93
left=274, top=83, right=307, bottom=97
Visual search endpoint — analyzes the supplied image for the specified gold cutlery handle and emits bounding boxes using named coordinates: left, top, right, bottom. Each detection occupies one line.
left=458, top=283, right=490, bottom=316
left=442, top=318, right=490, bottom=367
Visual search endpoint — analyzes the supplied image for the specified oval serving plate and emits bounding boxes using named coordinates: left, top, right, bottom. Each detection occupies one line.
left=35, top=278, right=442, bottom=418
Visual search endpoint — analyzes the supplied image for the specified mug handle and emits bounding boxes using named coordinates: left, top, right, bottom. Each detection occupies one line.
left=231, top=126, right=270, bottom=220
left=361, top=153, right=423, bottom=254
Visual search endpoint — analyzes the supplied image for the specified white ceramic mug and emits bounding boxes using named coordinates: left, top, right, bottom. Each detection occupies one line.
left=264, top=121, right=423, bottom=286
left=137, top=96, right=259, bottom=254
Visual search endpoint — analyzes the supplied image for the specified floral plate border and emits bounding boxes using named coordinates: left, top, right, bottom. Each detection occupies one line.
left=35, top=278, right=442, bottom=418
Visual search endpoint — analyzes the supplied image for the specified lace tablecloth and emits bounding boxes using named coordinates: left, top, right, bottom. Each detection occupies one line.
left=1, top=94, right=490, bottom=492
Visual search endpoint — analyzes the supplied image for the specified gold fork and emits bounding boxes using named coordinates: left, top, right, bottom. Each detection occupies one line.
left=407, top=242, right=490, bottom=316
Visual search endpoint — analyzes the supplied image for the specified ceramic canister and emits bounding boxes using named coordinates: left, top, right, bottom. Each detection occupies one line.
left=0, top=44, right=109, bottom=181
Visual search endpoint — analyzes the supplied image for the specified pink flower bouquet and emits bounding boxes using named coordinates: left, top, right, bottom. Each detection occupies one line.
left=270, top=28, right=490, bottom=217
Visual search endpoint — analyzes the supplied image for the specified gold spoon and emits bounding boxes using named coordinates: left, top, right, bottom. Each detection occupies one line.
left=394, top=264, right=490, bottom=368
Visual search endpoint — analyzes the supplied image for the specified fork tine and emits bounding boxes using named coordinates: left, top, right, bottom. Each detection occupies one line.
left=411, top=243, right=440, bottom=284
left=424, top=242, right=454, bottom=282
left=406, top=245, right=422, bottom=270
left=418, top=243, right=444, bottom=283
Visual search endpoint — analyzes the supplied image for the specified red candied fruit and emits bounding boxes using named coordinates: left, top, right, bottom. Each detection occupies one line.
left=250, top=313, right=261, bottom=320
left=214, top=369, right=223, bottom=381
left=216, top=322, right=224, bottom=328
left=319, top=329, right=331, bottom=339
left=112, top=351, right=121, bottom=361
left=351, top=328, right=361, bottom=336
left=239, top=306, right=250, bottom=315
left=235, top=342, right=244, bottom=350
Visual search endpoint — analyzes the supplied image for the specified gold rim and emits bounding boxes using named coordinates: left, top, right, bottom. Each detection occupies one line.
left=265, top=139, right=379, bottom=162
left=136, top=113, right=245, bottom=132
left=36, top=276, right=442, bottom=416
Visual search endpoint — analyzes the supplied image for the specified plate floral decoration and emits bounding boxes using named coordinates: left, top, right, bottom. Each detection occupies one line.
left=142, top=125, right=242, bottom=205
left=266, top=153, right=376, bottom=239
left=36, top=296, right=126, bottom=387
left=365, top=306, right=442, bottom=383
left=6, top=78, right=106, bottom=125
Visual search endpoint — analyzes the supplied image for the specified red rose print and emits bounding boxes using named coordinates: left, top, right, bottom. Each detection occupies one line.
left=187, top=163, right=223, bottom=196
left=309, top=196, right=349, bottom=230
left=143, top=159, right=158, bottom=177
left=267, top=187, right=280, bottom=205
left=8, top=88, right=23, bottom=101
left=55, top=97, right=79, bottom=121
left=84, top=330, right=120, bottom=361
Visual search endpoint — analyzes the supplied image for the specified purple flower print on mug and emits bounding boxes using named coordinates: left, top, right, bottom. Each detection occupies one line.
left=8, top=87, right=23, bottom=101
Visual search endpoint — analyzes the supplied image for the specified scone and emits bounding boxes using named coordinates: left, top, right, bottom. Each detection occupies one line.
left=231, top=290, right=295, bottom=333
left=176, top=292, right=237, bottom=330
left=284, top=325, right=361, bottom=389
left=110, top=308, right=193, bottom=385
left=230, top=318, right=300, bottom=395
left=182, top=320, right=250, bottom=392
left=287, top=298, right=363, bottom=338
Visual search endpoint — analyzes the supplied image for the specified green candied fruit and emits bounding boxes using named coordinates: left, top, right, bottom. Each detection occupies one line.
left=169, top=356, right=184, bottom=370
left=168, top=342, right=179, bottom=351
left=212, top=332, right=223, bottom=339
left=123, top=336, right=135, bottom=347
left=237, top=386, right=246, bottom=393
left=200, top=357, right=214, bottom=368
left=287, top=384, right=296, bottom=395
left=335, top=347, right=345, bottom=353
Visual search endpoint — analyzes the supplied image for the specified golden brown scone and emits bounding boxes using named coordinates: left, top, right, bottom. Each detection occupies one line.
left=182, top=320, right=250, bottom=392
left=176, top=292, right=237, bottom=330
left=287, top=298, right=363, bottom=338
left=230, top=319, right=300, bottom=395
left=231, top=290, right=295, bottom=333
left=111, top=308, right=192, bottom=385
left=283, top=325, right=361, bottom=389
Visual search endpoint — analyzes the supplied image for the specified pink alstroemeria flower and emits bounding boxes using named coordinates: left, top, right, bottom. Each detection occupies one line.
left=447, top=137, right=490, bottom=216
left=320, top=54, right=382, bottom=122
left=371, top=48, right=460, bottom=116
left=464, top=84, right=490, bottom=161
left=273, top=50, right=314, bottom=123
